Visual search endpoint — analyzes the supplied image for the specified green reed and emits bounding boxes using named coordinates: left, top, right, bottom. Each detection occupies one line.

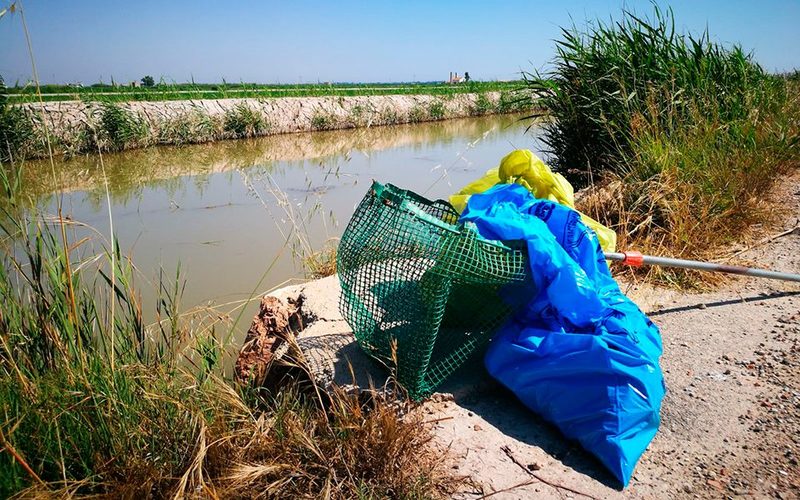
left=531, top=7, right=800, bottom=284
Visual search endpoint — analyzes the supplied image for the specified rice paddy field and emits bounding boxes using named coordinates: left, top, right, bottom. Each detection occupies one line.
left=2, top=80, right=524, bottom=103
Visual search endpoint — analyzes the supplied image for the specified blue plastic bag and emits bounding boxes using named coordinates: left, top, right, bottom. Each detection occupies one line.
left=460, top=184, right=665, bottom=487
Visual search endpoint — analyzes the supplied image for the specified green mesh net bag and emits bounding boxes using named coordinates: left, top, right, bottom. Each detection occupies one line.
left=337, top=181, right=533, bottom=400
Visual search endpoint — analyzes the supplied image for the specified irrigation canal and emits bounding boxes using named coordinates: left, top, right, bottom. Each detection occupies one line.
left=23, top=113, right=539, bottom=335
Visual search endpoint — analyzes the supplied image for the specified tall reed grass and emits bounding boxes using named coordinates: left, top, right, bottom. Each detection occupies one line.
left=1, top=76, right=38, bottom=163
left=527, top=7, right=800, bottom=284
left=96, top=102, right=150, bottom=151
left=0, top=167, right=455, bottom=497
left=222, top=103, right=269, bottom=139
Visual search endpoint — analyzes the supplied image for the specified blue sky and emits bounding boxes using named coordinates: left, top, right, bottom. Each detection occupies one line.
left=1, top=1, right=798, bottom=85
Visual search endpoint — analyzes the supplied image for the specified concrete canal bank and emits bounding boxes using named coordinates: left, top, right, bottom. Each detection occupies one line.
left=19, top=91, right=532, bottom=158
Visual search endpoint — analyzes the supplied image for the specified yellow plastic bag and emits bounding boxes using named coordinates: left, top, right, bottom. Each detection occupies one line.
left=450, top=149, right=617, bottom=252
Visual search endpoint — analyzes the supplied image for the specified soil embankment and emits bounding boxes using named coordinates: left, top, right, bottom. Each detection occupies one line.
left=20, top=91, right=527, bottom=158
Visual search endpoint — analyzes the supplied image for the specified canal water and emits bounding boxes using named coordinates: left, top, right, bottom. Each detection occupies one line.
left=25, top=113, right=542, bottom=331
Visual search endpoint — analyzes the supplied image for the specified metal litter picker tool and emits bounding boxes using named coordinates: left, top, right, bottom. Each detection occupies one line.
left=606, top=251, right=800, bottom=283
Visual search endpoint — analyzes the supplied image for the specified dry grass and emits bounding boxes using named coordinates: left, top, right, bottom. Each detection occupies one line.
left=9, top=378, right=457, bottom=500
left=215, top=385, right=459, bottom=499
left=303, top=241, right=338, bottom=279
left=576, top=86, right=800, bottom=287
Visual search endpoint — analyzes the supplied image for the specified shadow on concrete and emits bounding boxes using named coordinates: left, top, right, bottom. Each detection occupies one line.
left=297, top=332, right=392, bottom=389
left=297, top=330, right=623, bottom=488
left=436, top=360, right=623, bottom=490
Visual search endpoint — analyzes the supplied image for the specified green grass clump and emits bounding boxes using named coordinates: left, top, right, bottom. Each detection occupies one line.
left=0, top=103, right=38, bottom=163
left=532, top=7, right=800, bottom=282
left=470, top=93, right=494, bottom=116
left=349, top=104, right=365, bottom=118
left=159, top=109, right=218, bottom=145
left=0, top=76, right=40, bottom=162
left=347, top=104, right=376, bottom=127
left=222, top=103, right=268, bottom=138
left=379, top=107, right=400, bottom=125
left=96, top=102, right=149, bottom=151
left=497, top=90, right=532, bottom=113
left=0, top=198, right=218, bottom=496
left=427, top=100, right=446, bottom=120
left=310, top=111, right=335, bottom=130
left=303, top=243, right=338, bottom=279
left=407, top=104, right=426, bottom=123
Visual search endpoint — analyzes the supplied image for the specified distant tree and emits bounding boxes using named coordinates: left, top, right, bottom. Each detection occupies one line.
left=464, top=72, right=471, bottom=82
left=141, top=75, right=155, bottom=87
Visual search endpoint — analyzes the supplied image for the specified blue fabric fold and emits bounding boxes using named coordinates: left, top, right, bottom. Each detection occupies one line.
left=460, top=183, right=665, bottom=487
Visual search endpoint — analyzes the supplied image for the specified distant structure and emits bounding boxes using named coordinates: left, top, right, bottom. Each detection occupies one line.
left=447, top=71, right=468, bottom=84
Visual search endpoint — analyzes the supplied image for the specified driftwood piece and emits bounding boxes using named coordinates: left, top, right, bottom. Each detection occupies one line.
left=234, top=295, right=305, bottom=388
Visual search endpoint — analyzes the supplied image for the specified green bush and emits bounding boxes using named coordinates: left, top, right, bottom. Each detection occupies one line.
left=497, top=90, right=532, bottom=113
left=407, top=105, right=426, bottom=123
left=427, top=100, right=445, bottom=120
left=310, top=111, right=334, bottom=130
left=540, top=8, right=800, bottom=283
left=471, top=93, right=493, bottom=115
left=222, top=103, right=267, bottom=138
left=379, top=107, right=400, bottom=125
left=159, top=110, right=218, bottom=145
left=0, top=105, right=38, bottom=163
left=98, top=102, right=149, bottom=151
left=346, top=104, right=369, bottom=127
left=526, top=7, right=777, bottom=185
left=0, top=75, right=39, bottom=162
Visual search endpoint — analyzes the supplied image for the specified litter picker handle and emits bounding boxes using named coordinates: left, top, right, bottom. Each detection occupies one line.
left=605, top=251, right=800, bottom=284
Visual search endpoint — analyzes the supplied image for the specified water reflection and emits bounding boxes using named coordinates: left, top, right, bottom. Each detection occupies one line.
left=22, top=114, right=531, bottom=202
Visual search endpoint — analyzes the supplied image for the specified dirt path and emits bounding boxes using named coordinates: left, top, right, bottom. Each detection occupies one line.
left=241, top=171, right=800, bottom=499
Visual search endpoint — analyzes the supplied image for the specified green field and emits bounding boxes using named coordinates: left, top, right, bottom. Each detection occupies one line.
left=3, top=80, right=524, bottom=103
